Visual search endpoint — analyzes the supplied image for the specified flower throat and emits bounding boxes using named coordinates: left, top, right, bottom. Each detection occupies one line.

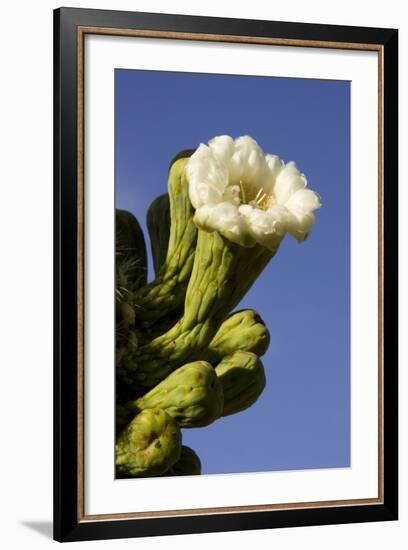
left=237, top=180, right=276, bottom=210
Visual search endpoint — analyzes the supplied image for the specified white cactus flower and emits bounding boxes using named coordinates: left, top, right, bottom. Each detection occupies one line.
left=184, top=135, right=321, bottom=250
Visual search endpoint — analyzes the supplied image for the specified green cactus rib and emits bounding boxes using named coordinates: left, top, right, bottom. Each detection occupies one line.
left=115, top=209, right=148, bottom=293
left=132, top=157, right=197, bottom=327
left=167, top=446, right=201, bottom=476
left=115, top=408, right=181, bottom=477
left=147, top=193, right=171, bottom=277
left=126, top=361, right=224, bottom=428
left=202, top=309, right=270, bottom=363
left=120, top=229, right=275, bottom=388
left=215, top=351, right=266, bottom=417
left=115, top=210, right=148, bottom=356
left=140, top=309, right=181, bottom=342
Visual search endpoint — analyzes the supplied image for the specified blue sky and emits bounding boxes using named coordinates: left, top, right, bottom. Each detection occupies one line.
left=115, top=69, right=350, bottom=475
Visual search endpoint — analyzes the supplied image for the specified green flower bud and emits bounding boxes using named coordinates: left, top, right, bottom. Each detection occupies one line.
left=129, top=361, right=224, bottom=428
left=204, top=309, right=270, bottom=363
left=115, top=409, right=181, bottom=477
left=215, top=351, right=266, bottom=417
left=168, top=446, right=201, bottom=476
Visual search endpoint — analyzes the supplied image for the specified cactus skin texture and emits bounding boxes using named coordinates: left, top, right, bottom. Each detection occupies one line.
left=116, top=209, right=148, bottom=292
left=115, top=210, right=148, bottom=365
left=115, top=409, right=181, bottom=477
left=128, top=361, right=224, bottom=428
left=203, top=309, right=270, bottom=363
left=132, top=156, right=197, bottom=327
left=147, top=193, right=171, bottom=277
left=215, top=351, right=266, bottom=417
left=168, top=446, right=201, bottom=476
left=121, top=230, right=274, bottom=388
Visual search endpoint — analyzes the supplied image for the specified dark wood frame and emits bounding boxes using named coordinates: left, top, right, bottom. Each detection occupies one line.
left=54, top=7, right=398, bottom=542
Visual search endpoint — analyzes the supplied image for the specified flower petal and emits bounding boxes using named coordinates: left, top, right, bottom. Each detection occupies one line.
left=185, top=144, right=228, bottom=209
left=185, top=135, right=321, bottom=249
left=222, top=184, right=241, bottom=206
left=194, top=202, right=256, bottom=247
left=239, top=204, right=286, bottom=251
left=194, top=182, right=224, bottom=206
left=263, top=154, right=284, bottom=194
left=228, top=136, right=268, bottom=191
left=273, top=161, right=307, bottom=205
left=285, top=188, right=321, bottom=213
left=285, top=211, right=316, bottom=242
left=208, top=135, right=235, bottom=164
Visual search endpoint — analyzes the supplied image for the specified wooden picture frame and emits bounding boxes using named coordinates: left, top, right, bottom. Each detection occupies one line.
left=54, top=7, right=398, bottom=542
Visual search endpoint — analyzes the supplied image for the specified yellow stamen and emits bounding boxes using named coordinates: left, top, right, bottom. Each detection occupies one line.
left=238, top=180, right=246, bottom=204
left=256, top=192, right=268, bottom=206
left=236, top=182, right=275, bottom=210
left=254, top=187, right=264, bottom=203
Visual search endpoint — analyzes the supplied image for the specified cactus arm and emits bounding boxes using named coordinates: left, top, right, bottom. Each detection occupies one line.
left=215, top=351, right=266, bottom=417
left=121, top=230, right=274, bottom=388
left=116, top=209, right=148, bottom=291
left=115, top=409, right=182, bottom=477
left=115, top=210, right=148, bottom=357
left=146, top=193, right=171, bottom=277
left=132, top=156, right=197, bottom=327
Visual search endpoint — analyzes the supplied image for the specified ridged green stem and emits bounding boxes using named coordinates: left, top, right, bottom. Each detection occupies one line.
left=115, top=209, right=148, bottom=291
left=147, top=193, right=170, bottom=276
left=120, top=230, right=275, bottom=387
left=115, top=210, right=147, bottom=357
left=125, top=361, right=224, bottom=428
left=132, top=157, right=197, bottom=327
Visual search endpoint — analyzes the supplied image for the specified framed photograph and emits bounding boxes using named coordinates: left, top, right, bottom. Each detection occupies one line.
left=53, top=7, right=398, bottom=542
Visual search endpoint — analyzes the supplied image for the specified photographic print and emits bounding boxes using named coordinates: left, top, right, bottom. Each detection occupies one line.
left=54, top=8, right=397, bottom=540
left=114, top=69, right=350, bottom=478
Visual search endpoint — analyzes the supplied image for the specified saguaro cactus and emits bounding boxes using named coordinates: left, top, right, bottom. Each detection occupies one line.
left=115, top=135, right=321, bottom=478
